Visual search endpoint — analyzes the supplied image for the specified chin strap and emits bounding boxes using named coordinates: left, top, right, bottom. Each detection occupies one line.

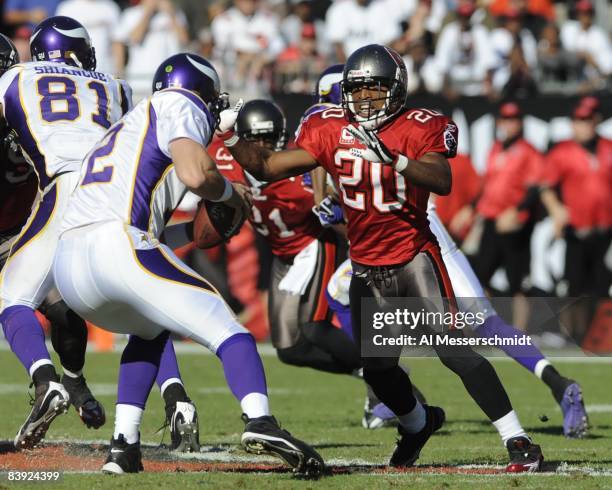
left=68, top=52, right=83, bottom=69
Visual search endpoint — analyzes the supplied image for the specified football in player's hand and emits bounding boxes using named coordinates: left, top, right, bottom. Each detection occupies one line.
left=193, top=199, right=246, bottom=249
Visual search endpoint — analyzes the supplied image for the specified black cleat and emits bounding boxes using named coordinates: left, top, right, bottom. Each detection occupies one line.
left=167, top=401, right=200, bottom=453
left=102, top=434, right=143, bottom=474
left=389, top=405, right=445, bottom=467
left=14, top=381, right=70, bottom=450
left=61, top=374, right=105, bottom=429
left=241, top=414, right=324, bottom=477
left=505, top=436, right=543, bottom=473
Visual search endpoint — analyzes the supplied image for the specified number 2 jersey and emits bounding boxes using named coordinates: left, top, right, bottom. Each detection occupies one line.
left=61, top=89, right=215, bottom=238
left=208, top=137, right=323, bottom=260
left=0, top=61, right=131, bottom=190
left=295, top=106, right=458, bottom=266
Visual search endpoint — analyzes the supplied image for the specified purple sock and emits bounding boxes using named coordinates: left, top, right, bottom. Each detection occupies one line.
left=216, top=333, right=267, bottom=400
left=0, top=305, right=51, bottom=374
left=325, top=290, right=354, bottom=341
left=476, top=315, right=545, bottom=373
left=117, top=331, right=170, bottom=409
left=155, top=337, right=182, bottom=389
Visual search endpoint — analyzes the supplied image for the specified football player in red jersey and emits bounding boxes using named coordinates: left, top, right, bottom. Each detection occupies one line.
left=210, top=99, right=361, bottom=376
left=0, top=33, right=106, bottom=443
left=217, top=45, right=543, bottom=472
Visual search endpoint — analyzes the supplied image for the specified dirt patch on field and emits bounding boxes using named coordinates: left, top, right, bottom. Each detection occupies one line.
left=0, top=441, right=507, bottom=476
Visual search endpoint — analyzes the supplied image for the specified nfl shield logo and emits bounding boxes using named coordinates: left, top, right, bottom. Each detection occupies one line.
left=340, top=127, right=355, bottom=145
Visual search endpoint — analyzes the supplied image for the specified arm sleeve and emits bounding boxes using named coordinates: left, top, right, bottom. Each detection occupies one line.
left=541, top=148, right=565, bottom=187
left=153, top=93, right=212, bottom=157
left=118, top=79, right=134, bottom=114
left=295, top=116, right=326, bottom=163
left=409, top=114, right=459, bottom=159
left=0, top=67, right=21, bottom=118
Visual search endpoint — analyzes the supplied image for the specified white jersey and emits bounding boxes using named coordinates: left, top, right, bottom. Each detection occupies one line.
left=61, top=88, right=214, bottom=238
left=0, top=61, right=131, bottom=190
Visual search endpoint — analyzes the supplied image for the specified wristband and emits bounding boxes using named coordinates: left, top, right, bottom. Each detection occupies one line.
left=210, top=177, right=233, bottom=202
left=394, top=154, right=410, bottom=173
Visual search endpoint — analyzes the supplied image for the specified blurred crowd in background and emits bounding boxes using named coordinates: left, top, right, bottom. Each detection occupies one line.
left=1, top=0, right=610, bottom=99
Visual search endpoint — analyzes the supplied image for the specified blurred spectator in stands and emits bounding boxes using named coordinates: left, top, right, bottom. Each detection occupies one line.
left=402, top=38, right=441, bottom=94
left=385, top=0, right=447, bottom=36
left=540, top=97, right=611, bottom=340
left=488, top=0, right=553, bottom=37
left=536, top=22, right=584, bottom=94
left=432, top=1, right=494, bottom=97
left=173, top=0, right=212, bottom=41
left=57, top=0, right=121, bottom=74
left=325, top=0, right=402, bottom=62
left=470, top=102, right=544, bottom=326
left=211, top=0, right=284, bottom=94
left=275, top=22, right=326, bottom=93
left=3, top=0, right=60, bottom=32
left=434, top=153, right=482, bottom=242
left=113, top=0, right=188, bottom=98
left=560, top=0, right=611, bottom=90
left=10, top=25, right=32, bottom=63
left=490, top=9, right=538, bottom=96
left=281, top=0, right=329, bottom=59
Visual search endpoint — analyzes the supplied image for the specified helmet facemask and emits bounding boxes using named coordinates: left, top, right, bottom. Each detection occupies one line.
left=241, top=123, right=288, bottom=151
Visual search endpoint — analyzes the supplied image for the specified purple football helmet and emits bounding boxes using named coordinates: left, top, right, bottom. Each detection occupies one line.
left=0, top=33, right=19, bottom=75
left=30, top=16, right=96, bottom=71
left=315, top=64, right=343, bottom=105
left=152, top=53, right=225, bottom=127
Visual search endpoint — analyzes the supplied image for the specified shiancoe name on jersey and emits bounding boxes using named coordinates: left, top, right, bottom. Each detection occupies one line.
left=33, top=65, right=109, bottom=82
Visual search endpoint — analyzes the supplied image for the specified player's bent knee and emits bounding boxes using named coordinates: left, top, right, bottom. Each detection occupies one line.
left=276, top=340, right=314, bottom=367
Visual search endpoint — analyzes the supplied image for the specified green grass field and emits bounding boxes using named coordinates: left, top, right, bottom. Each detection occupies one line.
left=0, top=348, right=611, bottom=489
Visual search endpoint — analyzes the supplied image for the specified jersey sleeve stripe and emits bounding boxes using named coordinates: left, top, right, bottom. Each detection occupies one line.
left=163, top=88, right=216, bottom=142
left=127, top=103, right=173, bottom=231
left=3, top=71, right=50, bottom=190
left=5, top=181, right=57, bottom=260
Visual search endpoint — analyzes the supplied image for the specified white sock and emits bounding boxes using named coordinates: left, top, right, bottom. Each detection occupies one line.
left=63, top=368, right=82, bottom=379
left=534, top=359, right=551, bottom=379
left=493, top=410, right=528, bottom=446
left=240, top=393, right=270, bottom=419
left=114, top=404, right=143, bottom=444
left=397, top=401, right=426, bottom=433
left=29, top=359, right=53, bottom=379
left=159, top=377, right=182, bottom=398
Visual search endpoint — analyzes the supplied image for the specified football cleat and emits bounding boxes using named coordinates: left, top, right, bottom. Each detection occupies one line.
left=389, top=405, right=445, bottom=467
left=241, top=414, right=324, bottom=477
left=505, top=436, right=543, bottom=473
left=560, top=382, right=588, bottom=438
left=102, top=434, right=143, bottom=474
left=167, top=401, right=200, bottom=453
left=61, top=374, right=105, bottom=429
left=14, top=381, right=70, bottom=450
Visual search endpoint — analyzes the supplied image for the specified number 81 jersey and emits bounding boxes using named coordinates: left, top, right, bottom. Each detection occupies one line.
left=296, top=106, right=458, bottom=267
left=0, top=62, right=130, bottom=190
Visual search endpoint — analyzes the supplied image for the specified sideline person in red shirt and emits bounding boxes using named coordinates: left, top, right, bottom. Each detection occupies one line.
left=471, top=102, right=544, bottom=298
left=541, top=97, right=611, bottom=301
